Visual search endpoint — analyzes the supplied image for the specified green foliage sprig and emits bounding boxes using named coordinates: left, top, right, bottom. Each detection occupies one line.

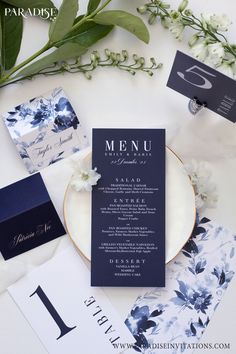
left=138, top=0, right=236, bottom=78
left=0, top=0, right=161, bottom=88
left=1, top=48, right=162, bottom=87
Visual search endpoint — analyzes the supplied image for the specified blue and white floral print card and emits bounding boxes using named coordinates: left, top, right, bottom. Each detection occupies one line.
left=2, top=87, right=89, bottom=174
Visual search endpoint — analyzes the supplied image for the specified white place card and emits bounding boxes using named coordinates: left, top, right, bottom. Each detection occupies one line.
left=2, top=87, right=88, bottom=174
left=8, top=246, right=135, bottom=354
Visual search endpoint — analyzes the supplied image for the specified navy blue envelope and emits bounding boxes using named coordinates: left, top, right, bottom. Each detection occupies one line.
left=0, top=173, right=65, bottom=260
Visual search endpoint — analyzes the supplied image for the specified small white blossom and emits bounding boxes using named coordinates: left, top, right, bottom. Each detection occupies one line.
left=169, top=20, right=184, bottom=40
left=185, top=160, right=218, bottom=211
left=70, top=160, right=101, bottom=192
left=195, top=179, right=218, bottom=209
left=205, top=42, right=225, bottom=66
left=209, top=14, right=232, bottom=32
left=201, top=14, right=212, bottom=30
left=217, top=60, right=235, bottom=78
left=191, top=40, right=208, bottom=61
left=201, top=14, right=231, bottom=32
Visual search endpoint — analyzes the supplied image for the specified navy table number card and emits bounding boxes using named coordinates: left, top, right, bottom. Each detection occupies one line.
left=0, top=174, right=65, bottom=260
left=91, top=128, right=166, bottom=287
left=167, top=50, right=236, bottom=122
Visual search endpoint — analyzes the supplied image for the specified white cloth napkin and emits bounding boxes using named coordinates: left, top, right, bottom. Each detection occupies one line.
left=0, top=148, right=90, bottom=293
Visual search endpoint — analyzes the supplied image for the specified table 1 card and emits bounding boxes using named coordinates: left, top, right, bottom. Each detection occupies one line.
left=8, top=246, right=135, bottom=354
left=91, top=129, right=166, bottom=287
left=167, top=50, right=236, bottom=122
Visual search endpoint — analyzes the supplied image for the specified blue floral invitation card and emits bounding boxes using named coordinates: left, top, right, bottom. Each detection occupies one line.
left=125, top=218, right=236, bottom=353
left=2, top=87, right=88, bottom=174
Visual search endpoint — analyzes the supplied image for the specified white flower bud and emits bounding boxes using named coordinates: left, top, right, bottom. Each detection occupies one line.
left=188, top=34, right=199, bottom=47
left=161, top=2, right=171, bottom=9
left=184, top=9, right=193, bottom=16
left=90, top=53, right=96, bottom=62
left=116, top=53, right=121, bottom=62
left=110, top=52, right=116, bottom=61
left=148, top=13, right=156, bottom=25
left=129, top=70, right=136, bottom=76
left=93, top=51, right=100, bottom=60
left=137, top=5, right=147, bottom=14
left=147, top=70, right=154, bottom=77
left=178, top=0, right=188, bottom=13
left=105, top=48, right=111, bottom=57
left=84, top=72, right=92, bottom=80
left=122, top=50, right=128, bottom=59
left=150, top=57, right=157, bottom=66
left=139, top=57, right=145, bottom=66
left=161, top=16, right=171, bottom=28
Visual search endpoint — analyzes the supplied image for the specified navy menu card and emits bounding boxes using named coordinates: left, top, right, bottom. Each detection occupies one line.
left=0, top=173, right=65, bottom=260
left=91, top=129, right=165, bottom=287
left=167, top=50, right=236, bottom=122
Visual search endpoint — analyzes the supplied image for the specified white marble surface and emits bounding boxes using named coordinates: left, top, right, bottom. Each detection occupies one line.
left=0, top=0, right=236, bottom=353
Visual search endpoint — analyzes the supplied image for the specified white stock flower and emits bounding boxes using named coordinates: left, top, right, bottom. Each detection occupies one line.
left=196, top=179, right=218, bottom=209
left=201, top=14, right=231, bottom=32
left=191, top=40, right=208, bottom=61
left=169, top=20, right=184, bottom=40
left=217, top=60, right=235, bottom=78
left=209, top=14, right=231, bottom=32
left=185, top=160, right=218, bottom=211
left=205, top=42, right=225, bottom=66
left=70, top=160, right=101, bottom=192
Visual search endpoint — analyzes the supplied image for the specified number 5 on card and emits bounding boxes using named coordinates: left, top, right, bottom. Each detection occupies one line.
left=167, top=50, right=236, bottom=122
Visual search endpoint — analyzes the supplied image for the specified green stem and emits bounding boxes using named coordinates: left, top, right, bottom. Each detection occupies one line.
left=0, top=0, right=113, bottom=85
left=151, top=2, right=236, bottom=60
left=70, top=0, right=112, bottom=31
left=0, top=42, right=51, bottom=83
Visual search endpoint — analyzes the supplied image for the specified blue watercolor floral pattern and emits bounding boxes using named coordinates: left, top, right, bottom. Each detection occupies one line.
left=2, top=87, right=88, bottom=173
left=125, top=218, right=236, bottom=353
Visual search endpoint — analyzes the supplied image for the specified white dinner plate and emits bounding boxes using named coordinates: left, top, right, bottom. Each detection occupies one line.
left=63, top=148, right=196, bottom=264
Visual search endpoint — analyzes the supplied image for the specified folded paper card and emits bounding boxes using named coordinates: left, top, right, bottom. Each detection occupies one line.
left=2, top=87, right=88, bottom=174
left=0, top=173, right=65, bottom=260
left=167, top=51, right=236, bottom=122
left=125, top=218, right=236, bottom=353
left=8, top=246, right=135, bottom=354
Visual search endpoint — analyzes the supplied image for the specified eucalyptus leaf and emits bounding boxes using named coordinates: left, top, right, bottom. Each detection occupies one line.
left=0, top=3, right=23, bottom=70
left=16, top=43, right=87, bottom=77
left=93, top=10, right=150, bottom=44
left=49, top=0, right=78, bottom=43
left=57, top=22, right=113, bottom=48
left=87, top=0, right=101, bottom=14
left=74, top=15, right=84, bottom=25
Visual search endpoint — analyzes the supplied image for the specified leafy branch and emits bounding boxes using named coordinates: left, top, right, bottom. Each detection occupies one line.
left=0, top=0, right=159, bottom=88
left=0, top=49, right=162, bottom=88
left=138, top=0, right=236, bottom=78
